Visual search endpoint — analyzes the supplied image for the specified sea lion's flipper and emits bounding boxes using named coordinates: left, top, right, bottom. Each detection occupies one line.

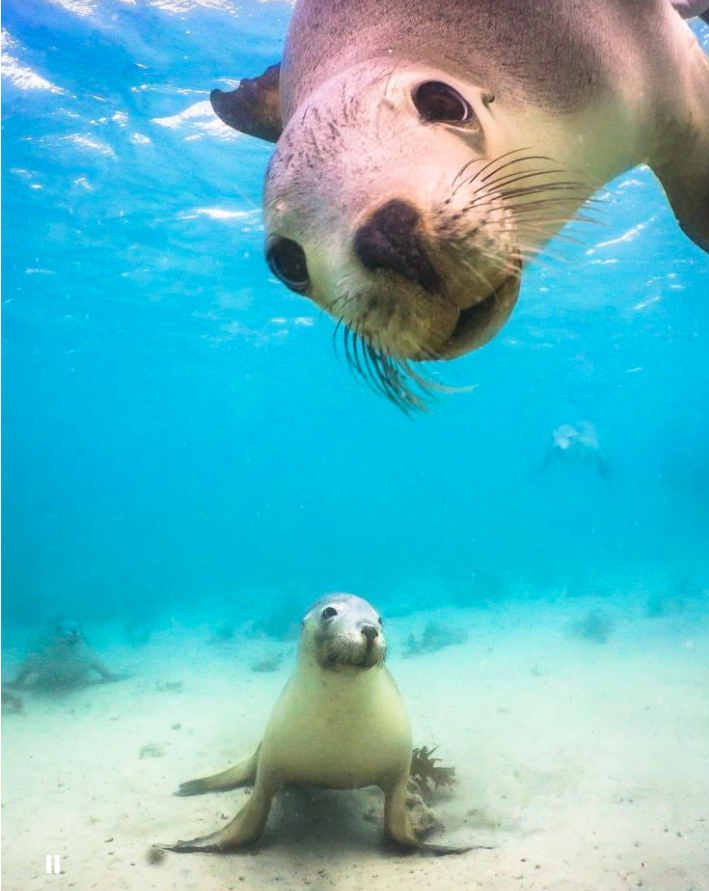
left=537, top=447, right=554, bottom=474
left=382, top=775, right=479, bottom=857
left=165, top=770, right=276, bottom=853
left=6, top=660, right=36, bottom=688
left=596, top=453, right=611, bottom=481
left=210, top=64, right=282, bottom=143
left=653, top=154, right=709, bottom=252
left=650, top=46, right=709, bottom=253
left=175, top=746, right=260, bottom=796
left=88, top=656, right=121, bottom=682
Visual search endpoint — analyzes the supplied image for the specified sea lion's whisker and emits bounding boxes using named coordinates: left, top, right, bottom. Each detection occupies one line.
left=361, top=342, right=400, bottom=407
left=355, top=319, right=386, bottom=396
left=342, top=323, right=356, bottom=374
left=452, top=155, right=555, bottom=197
left=512, top=208, right=605, bottom=222
left=479, top=168, right=571, bottom=192
left=479, top=154, right=556, bottom=184
left=500, top=186, right=604, bottom=203
left=347, top=328, right=368, bottom=388
left=384, top=57, right=407, bottom=99
left=367, top=338, right=431, bottom=413
left=467, top=192, right=594, bottom=215
left=361, top=337, right=389, bottom=399
left=480, top=182, right=593, bottom=203
left=451, top=146, right=532, bottom=189
left=350, top=322, right=364, bottom=375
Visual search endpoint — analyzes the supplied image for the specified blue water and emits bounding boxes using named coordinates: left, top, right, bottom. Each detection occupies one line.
left=2, top=0, right=709, bottom=637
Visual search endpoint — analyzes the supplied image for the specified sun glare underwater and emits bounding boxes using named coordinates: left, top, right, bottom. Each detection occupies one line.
left=2, top=2, right=709, bottom=890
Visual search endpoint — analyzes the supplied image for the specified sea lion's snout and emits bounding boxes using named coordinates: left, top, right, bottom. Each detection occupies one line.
left=354, top=199, right=440, bottom=294
left=360, top=624, right=379, bottom=643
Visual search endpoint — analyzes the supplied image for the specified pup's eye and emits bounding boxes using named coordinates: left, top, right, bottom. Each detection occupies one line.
left=377, top=616, right=383, bottom=625
left=413, top=81, right=473, bottom=125
left=266, top=236, right=310, bottom=293
left=321, top=607, right=338, bottom=620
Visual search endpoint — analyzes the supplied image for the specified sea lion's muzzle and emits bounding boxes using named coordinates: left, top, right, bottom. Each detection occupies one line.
left=354, top=199, right=441, bottom=294
left=360, top=624, right=379, bottom=643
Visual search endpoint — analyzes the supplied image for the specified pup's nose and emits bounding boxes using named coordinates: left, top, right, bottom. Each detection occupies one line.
left=361, top=624, right=379, bottom=642
left=354, top=199, right=440, bottom=293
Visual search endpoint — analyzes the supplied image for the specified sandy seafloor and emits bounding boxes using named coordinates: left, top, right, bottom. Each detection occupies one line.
left=2, top=592, right=708, bottom=891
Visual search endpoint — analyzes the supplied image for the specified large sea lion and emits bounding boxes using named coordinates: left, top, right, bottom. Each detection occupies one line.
left=4, top=618, right=122, bottom=691
left=210, top=0, right=709, bottom=408
left=164, top=593, right=472, bottom=855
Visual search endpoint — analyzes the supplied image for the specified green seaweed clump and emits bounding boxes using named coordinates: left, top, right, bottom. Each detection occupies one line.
left=409, top=745, right=456, bottom=800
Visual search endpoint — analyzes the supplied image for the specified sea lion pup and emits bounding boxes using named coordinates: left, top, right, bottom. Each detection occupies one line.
left=5, top=618, right=122, bottom=690
left=165, top=594, right=473, bottom=855
left=539, top=421, right=610, bottom=480
left=209, top=0, right=709, bottom=408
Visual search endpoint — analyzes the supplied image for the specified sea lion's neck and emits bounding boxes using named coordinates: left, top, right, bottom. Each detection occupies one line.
left=294, top=652, right=385, bottom=694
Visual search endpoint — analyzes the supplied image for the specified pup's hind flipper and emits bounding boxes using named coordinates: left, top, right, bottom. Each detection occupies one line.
left=175, top=746, right=260, bottom=796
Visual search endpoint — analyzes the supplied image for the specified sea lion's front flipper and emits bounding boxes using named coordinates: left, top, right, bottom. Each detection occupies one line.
left=650, top=45, right=709, bottom=252
left=595, top=453, right=611, bottom=481
left=382, top=776, right=481, bottom=857
left=164, top=771, right=276, bottom=853
left=175, top=746, right=260, bottom=796
left=653, top=152, right=709, bottom=252
left=210, top=64, right=282, bottom=143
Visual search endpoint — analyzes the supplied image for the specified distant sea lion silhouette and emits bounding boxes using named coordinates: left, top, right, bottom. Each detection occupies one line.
left=539, top=422, right=610, bottom=479
left=209, top=0, right=709, bottom=408
left=164, top=594, right=474, bottom=855
left=5, top=619, right=122, bottom=690
left=1, top=689, right=24, bottom=714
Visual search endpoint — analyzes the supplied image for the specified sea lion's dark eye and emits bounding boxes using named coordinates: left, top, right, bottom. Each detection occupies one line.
left=266, top=236, right=310, bottom=293
left=322, top=607, right=338, bottom=620
left=377, top=616, right=383, bottom=625
left=413, top=81, right=473, bottom=125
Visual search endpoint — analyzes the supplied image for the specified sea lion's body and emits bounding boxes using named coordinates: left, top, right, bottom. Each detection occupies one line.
left=6, top=620, right=119, bottom=691
left=258, top=653, right=411, bottom=791
left=166, top=594, right=469, bottom=855
left=211, top=0, right=709, bottom=408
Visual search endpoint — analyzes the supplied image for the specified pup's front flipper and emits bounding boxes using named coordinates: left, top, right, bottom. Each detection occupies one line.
left=163, top=829, right=238, bottom=854
left=382, top=776, right=487, bottom=857
left=164, top=772, right=276, bottom=853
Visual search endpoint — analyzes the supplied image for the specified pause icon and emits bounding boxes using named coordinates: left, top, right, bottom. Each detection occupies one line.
left=45, top=855, right=61, bottom=874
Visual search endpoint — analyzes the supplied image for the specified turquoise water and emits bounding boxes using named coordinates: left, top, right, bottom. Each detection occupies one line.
left=2, top=4, right=708, bottom=626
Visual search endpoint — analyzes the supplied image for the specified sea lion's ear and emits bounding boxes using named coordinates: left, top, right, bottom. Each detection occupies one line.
left=210, top=63, right=282, bottom=143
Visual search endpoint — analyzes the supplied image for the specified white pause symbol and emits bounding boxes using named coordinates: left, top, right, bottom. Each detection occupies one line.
left=45, top=855, right=61, bottom=874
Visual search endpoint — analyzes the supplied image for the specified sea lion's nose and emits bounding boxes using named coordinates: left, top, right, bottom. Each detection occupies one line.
left=361, top=624, right=379, bottom=642
left=354, top=199, right=440, bottom=293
